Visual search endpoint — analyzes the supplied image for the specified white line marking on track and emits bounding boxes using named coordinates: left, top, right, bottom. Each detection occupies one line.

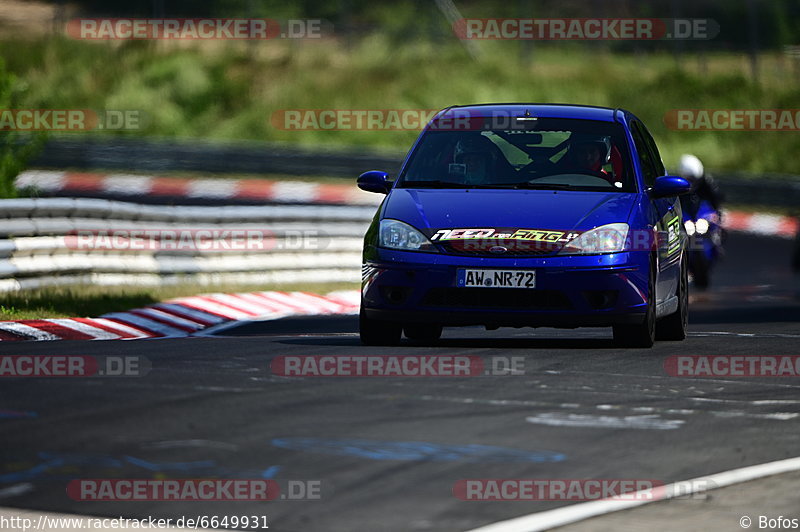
left=690, top=331, right=800, bottom=339
left=464, top=455, right=800, bottom=532
left=525, top=413, right=685, bottom=430
left=0, top=483, right=33, bottom=499
left=410, top=395, right=797, bottom=423
left=709, top=411, right=799, bottom=420
left=563, top=370, right=800, bottom=390
left=416, top=395, right=580, bottom=409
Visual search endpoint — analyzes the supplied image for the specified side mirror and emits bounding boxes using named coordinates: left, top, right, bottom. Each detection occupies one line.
left=358, top=170, right=392, bottom=194
left=650, top=175, right=691, bottom=198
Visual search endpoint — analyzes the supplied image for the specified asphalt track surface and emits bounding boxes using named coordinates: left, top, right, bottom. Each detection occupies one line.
left=1, top=233, right=799, bottom=531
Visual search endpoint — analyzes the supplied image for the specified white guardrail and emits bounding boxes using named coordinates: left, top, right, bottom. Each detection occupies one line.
left=0, top=198, right=376, bottom=291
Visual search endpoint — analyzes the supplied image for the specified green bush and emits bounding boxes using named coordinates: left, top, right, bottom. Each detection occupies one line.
left=0, top=58, right=46, bottom=198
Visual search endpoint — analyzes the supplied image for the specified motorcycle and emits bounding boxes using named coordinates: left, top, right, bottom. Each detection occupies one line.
left=681, top=195, right=724, bottom=289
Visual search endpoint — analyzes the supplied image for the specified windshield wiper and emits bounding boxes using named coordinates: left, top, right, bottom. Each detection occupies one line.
left=511, top=182, right=581, bottom=190
left=401, top=180, right=470, bottom=188
left=401, top=180, right=517, bottom=189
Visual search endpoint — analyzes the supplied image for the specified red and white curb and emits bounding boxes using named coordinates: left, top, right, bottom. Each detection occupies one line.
left=723, top=210, right=798, bottom=238
left=0, top=290, right=360, bottom=341
left=16, top=170, right=381, bottom=205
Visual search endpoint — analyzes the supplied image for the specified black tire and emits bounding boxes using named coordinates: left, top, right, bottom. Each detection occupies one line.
left=613, top=259, right=656, bottom=348
left=656, top=255, right=688, bottom=341
left=404, top=324, right=443, bottom=343
left=690, top=249, right=710, bottom=289
left=359, top=308, right=401, bottom=346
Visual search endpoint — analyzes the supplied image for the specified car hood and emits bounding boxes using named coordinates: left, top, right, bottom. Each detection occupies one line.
left=382, top=188, right=637, bottom=232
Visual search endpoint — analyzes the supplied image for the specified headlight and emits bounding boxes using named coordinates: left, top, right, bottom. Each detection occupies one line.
left=684, top=220, right=696, bottom=236
left=695, top=218, right=709, bottom=235
left=558, top=223, right=629, bottom=255
left=378, top=219, right=437, bottom=252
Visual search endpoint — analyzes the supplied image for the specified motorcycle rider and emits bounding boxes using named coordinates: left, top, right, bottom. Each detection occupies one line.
left=677, top=154, right=724, bottom=212
left=677, top=154, right=725, bottom=288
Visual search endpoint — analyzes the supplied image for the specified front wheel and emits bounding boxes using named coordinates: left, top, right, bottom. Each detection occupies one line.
left=656, top=255, right=688, bottom=341
left=359, top=308, right=401, bottom=346
left=613, top=260, right=656, bottom=348
left=404, top=324, right=443, bottom=343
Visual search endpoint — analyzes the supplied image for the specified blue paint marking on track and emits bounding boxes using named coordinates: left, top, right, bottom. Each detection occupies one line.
left=261, top=466, right=281, bottom=478
left=271, top=438, right=566, bottom=463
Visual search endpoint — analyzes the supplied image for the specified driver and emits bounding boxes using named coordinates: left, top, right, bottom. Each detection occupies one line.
left=561, top=140, right=611, bottom=179
left=452, top=135, right=496, bottom=184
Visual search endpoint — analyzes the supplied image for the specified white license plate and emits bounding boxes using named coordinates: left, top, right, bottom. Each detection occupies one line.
left=457, top=269, right=536, bottom=288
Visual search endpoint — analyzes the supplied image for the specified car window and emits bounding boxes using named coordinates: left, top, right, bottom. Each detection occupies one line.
left=399, top=118, right=635, bottom=192
left=630, top=121, right=657, bottom=188
left=639, top=122, right=666, bottom=177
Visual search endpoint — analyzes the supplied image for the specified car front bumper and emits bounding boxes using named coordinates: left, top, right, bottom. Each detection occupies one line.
left=361, top=248, right=650, bottom=328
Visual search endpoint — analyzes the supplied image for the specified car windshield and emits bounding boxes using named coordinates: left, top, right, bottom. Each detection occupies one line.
left=398, top=117, right=635, bottom=192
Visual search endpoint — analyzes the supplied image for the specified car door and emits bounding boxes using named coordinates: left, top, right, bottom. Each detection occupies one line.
left=630, top=120, right=681, bottom=306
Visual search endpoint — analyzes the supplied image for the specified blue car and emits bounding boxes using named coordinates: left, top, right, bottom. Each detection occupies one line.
left=357, top=104, right=691, bottom=347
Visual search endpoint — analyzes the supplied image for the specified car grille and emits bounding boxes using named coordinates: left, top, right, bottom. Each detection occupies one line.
left=437, top=240, right=561, bottom=257
left=422, top=288, right=572, bottom=310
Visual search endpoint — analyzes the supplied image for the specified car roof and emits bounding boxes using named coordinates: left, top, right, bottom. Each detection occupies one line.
left=435, top=103, right=628, bottom=122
